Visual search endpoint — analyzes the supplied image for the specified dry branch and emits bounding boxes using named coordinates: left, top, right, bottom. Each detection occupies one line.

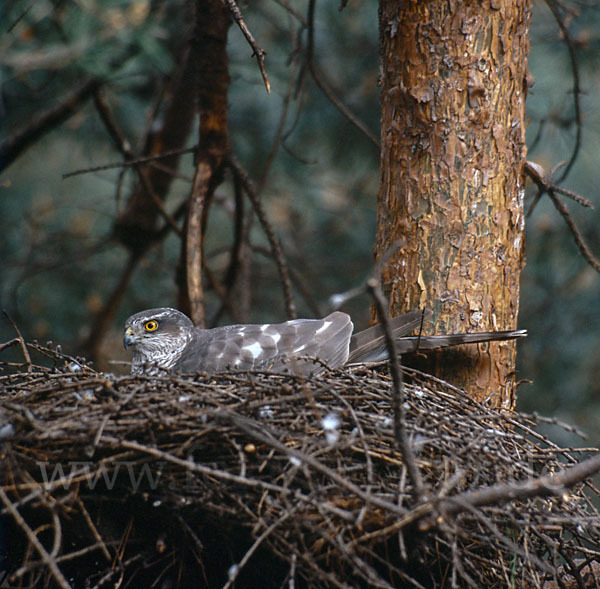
left=302, top=0, right=378, bottom=147
left=544, top=0, right=583, bottom=181
left=366, top=278, right=424, bottom=498
left=0, top=78, right=100, bottom=173
left=227, top=156, right=297, bottom=319
left=222, top=0, right=270, bottom=93
left=62, top=147, right=196, bottom=180
left=525, top=160, right=600, bottom=273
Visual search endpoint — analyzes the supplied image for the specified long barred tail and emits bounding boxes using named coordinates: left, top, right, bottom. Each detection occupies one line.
left=391, top=330, right=527, bottom=355
left=348, top=311, right=526, bottom=364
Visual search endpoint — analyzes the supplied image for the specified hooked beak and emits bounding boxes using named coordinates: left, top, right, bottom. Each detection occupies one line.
left=123, top=327, right=138, bottom=350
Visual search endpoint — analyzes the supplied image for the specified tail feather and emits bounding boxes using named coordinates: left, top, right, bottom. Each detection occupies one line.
left=393, top=330, right=527, bottom=355
left=348, top=311, right=526, bottom=364
left=348, top=310, right=427, bottom=363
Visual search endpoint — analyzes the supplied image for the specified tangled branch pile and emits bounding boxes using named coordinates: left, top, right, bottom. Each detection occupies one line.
left=1, top=343, right=600, bottom=588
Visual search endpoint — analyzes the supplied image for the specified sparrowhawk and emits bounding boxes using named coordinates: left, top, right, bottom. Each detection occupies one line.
left=123, top=307, right=526, bottom=376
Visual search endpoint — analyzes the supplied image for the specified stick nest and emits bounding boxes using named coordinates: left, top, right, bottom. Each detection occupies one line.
left=1, top=343, right=600, bottom=589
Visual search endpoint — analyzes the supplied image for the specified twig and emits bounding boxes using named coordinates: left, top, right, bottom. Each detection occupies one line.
left=272, top=0, right=306, bottom=25
left=551, top=192, right=600, bottom=272
left=221, top=510, right=294, bottom=589
left=0, top=487, right=72, bottom=589
left=525, top=161, right=600, bottom=272
left=227, top=413, right=409, bottom=517
left=0, top=338, right=20, bottom=354
left=303, top=0, right=378, bottom=147
left=252, top=244, right=323, bottom=317
left=0, top=78, right=100, bottom=172
left=75, top=498, right=112, bottom=562
left=227, top=156, right=297, bottom=319
left=527, top=160, right=593, bottom=210
left=83, top=252, right=141, bottom=361
left=210, top=174, right=248, bottom=325
left=222, top=0, right=270, bottom=93
left=258, top=56, right=298, bottom=192
left=62, top=147, right=196, bottom=179
left=50, top=508, right=62, bottom=557
left=205, top=262, right=244, bottom=324
left=528, top=118, right=546, bottom=154
left=185, top=161, right=212, bottom=327
left=90, top=554, right=142, bottom=589
left=366, top=278, right=425, bottom=499
left=552, top=185, right=593, bottom=210
left=2, top=312, right=32, bottom=371
left=544, top=0, right=582, bottom=181
left=445, top=452, right=600, bottom=514
left=7, top=3, right=33, bottom=33
left=288, top=552, right=296, bottom=589
left=91, top=91, right=183, bottom=238
left=309, top=62, right=379, bottom=147
left=92, top=90, right=135, bottom=157
left=12, top=541, right=118, bottom=580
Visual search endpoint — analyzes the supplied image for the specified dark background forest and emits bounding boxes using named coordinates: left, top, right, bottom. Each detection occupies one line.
left=1, top=0, right=599, bottom=445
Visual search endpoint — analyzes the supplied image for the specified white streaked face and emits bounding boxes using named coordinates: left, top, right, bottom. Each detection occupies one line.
left=123, top=308, right=194, bottom=373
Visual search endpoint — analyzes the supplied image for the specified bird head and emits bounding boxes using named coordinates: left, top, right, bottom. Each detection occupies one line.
left=123, top=308, right=194, bottom=373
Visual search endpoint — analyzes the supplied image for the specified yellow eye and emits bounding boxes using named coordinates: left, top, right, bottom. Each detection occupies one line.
left=144, top=320, right=159, bottom=332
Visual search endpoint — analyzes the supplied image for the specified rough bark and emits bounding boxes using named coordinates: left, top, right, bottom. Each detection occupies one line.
left=176, top=0, right=231, bottom=327
left=374, top=1, right=529, bottom=408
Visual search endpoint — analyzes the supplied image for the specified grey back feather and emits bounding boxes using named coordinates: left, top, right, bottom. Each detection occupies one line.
left=174, top=311, right=353, bottom=376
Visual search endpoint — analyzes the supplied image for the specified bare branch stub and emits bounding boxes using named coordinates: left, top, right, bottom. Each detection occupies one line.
left=548, top=190, right=600, bottom=273
left=222, top=0, right=270, bottom=93
left=525, top=161, right=600, bottom=273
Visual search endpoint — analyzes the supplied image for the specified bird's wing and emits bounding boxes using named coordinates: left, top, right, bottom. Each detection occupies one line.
left=173, top=312, right=354, bottom=375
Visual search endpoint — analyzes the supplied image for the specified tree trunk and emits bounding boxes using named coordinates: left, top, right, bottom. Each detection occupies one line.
left=178, top=0, right=231, bottom=326
left=375, top=1, right=530, bottom=408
